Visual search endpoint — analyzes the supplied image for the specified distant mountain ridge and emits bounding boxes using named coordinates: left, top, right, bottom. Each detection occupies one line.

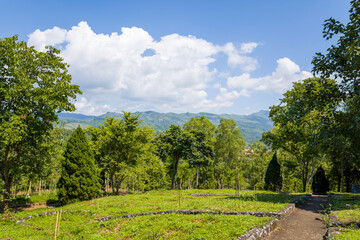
left=57, top=110, right=273, bottom=145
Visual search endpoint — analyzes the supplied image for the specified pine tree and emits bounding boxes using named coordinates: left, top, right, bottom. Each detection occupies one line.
left=57, top=126, right=100, bottom=204
left=311, top=167, right=330, bottom=194
left=264, top=153, right=282, bottom=191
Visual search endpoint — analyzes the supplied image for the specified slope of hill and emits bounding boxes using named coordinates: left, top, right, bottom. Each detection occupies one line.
left=57, top=110, right=273, bottom=145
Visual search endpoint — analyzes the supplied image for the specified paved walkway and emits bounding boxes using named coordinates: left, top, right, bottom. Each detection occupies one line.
left=266, top=195, right=328, bottom=240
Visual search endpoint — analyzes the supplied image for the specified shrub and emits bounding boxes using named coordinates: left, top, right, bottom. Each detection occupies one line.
left=264, top=153, right=282, bottom=191
left=57, top=126, right=100, bottom=204
left=311, top=166, right=329, bottom=194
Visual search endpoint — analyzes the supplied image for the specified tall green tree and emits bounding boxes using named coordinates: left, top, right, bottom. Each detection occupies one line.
left=156, top=125, right=194, bottom=189
left=184, top=116, right=215, bottom=188
left=214, top=118, right=246, bottom=189
left=89, top=112, right=160, bottom=193
left=312, top=0, right=360, bottom=188
left=264, top=153, right=282, bottom=192
left=57, top=126, right=100, bottom=204
left=0, top=35, right=81, bottom=209
left=242, top=141, right=271, bottom=189
left=263, top=77, right=342, bottom=192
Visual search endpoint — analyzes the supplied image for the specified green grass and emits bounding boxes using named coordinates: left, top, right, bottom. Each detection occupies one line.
left=11, top=190, right=305, bottom=220
left=334, top=228, right=360, bottom=240
left=330, top=193, right=360, bottom=222
left=1, top=213, right=271, bottom=239
left=0, top=189, right=305, bottom=239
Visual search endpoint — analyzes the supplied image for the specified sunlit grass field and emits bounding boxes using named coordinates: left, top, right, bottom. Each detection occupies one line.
left=0, top=189, right=305, bottom=239
left=329, top=193, right=360, bottom=240
left=330, top=193, right=360, bottom=222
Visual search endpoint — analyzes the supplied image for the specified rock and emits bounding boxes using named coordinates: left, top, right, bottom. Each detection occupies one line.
left=351, top=184, right=360, bottom=193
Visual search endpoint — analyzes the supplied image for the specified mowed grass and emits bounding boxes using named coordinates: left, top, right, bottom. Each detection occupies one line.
left=0, top=189, right=305, bottom=239
left=330, top=193, right=360, bottom=222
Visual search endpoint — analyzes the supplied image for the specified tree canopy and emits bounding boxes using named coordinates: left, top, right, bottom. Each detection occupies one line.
left=0, top=35, right=81, bottom=209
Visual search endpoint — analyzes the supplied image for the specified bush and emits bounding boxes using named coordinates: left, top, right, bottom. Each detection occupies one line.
left=57, top=126, right=100, bottom=204
left=264, top=153, right=282, bottom=191
left=311, top=166, right=329, bottom=194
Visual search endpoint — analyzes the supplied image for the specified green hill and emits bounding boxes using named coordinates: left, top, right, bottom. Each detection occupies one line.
left=57, top=110, right=273, bottom=145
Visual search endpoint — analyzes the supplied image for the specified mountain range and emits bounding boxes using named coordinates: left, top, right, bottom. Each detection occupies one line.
left=57, top=110, right=273, bottom=145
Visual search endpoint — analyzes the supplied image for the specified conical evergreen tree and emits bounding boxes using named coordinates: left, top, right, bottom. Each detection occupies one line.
left=57, top=126, right=100, bottom=204
left=264, top=153, right=282, bottom=191
left=311, top=167, right=329, bottom=194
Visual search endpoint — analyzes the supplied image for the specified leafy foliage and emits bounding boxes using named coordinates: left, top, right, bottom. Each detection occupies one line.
left=263, top=77, right=341, bottom=192
left=88, top=112, right=166, bottom=193
left=0, top=35, right=81, bottom=209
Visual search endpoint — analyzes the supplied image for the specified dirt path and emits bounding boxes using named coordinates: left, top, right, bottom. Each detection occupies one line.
left=266, top=195, right=328, bottom=240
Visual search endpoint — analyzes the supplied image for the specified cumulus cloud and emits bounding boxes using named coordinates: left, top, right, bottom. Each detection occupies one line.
left=27, top=22, right=310, bottom=114
left=28, top=22, right=262, bottom=114
left=240, top=42, right=259, bottom=54
left=222, top=42, right=258, bottom=71
left=227, top=57, right=313, bottom=94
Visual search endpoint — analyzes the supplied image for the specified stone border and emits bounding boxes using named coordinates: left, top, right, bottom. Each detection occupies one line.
left=237, top=194, right=312, bottom=240
left=190, top=194, right=254, bottom=197
left=324, top=193, right=360, bottom=238
left=16, top=210, right=89, bottom=225
left=97, top=210, right=281, bottom=222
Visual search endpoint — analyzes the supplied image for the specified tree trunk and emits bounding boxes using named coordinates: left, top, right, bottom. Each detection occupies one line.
left=3, top=147, right=11, bottom=211
left=301, top=165, right=307, bottom=192
left=196, top=166, right=199, bottom=188
left=340, top=159, right=344, bottom=193
left=27, top=180, right=32, bottom=195
left=171, top=156, right=180, bottom=190
left=38, top=179, right=42, bottom=196
left=115, top=175, right=119, bottom=195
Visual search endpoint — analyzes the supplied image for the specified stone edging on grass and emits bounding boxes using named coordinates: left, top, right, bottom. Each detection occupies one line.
left=16, top=209, right=281, bottom=225
left=16, top=210, right=88, bottom=225
left=327, top=218, right=360, bottom=238
left=190, top=194, right=253, bottom=197
left=96, top=210, right=281, bottom=222
left=324, top=193, right=360, bottom=238
left=237, top=194, right=312, bottom=240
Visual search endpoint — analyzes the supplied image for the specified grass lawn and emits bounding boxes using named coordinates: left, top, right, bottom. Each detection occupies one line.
left=330, top=193, right=360, bottom=222
left=334, top=228, right=360, bottom=240
left=329, top=193, right=360, bottom=240
left=0, top=189, right=305, bottom=239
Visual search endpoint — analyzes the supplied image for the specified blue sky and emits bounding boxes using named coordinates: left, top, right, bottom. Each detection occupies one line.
left=1, top=0, right=350, bottom=115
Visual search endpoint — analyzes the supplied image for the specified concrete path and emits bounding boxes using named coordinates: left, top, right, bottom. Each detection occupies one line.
left=266, top=195, right=328, bottom=240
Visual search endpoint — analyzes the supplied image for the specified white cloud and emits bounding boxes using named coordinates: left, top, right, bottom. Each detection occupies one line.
left=227, top=57, right=313, bottom=94
left=27, top=22, right=310, bottom=114
left=74, top=97, right=116, bottom=115
left=240, top=42, right=259, bottom=54
left=28, top=26, right=67, bottom=51
left=222, top=42, right=258, bottom=71
left=28, top=22, right=262, bottom=114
